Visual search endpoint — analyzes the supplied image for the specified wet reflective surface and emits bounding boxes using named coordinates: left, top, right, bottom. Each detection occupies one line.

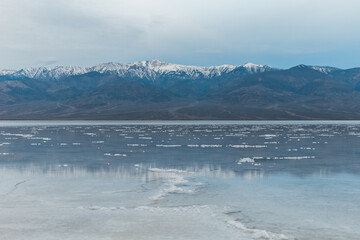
left=0, top=121, right=359, bottom=239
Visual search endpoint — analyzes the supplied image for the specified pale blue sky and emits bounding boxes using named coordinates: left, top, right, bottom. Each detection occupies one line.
left=1, top=0, right=360, bottom=69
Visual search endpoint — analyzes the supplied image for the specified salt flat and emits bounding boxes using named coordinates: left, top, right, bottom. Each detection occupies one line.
left=0, top=121, right=359, bottom=240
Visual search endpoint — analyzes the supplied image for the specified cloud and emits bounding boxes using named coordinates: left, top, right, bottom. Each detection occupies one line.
left=1, top=0, right=360, bottom=69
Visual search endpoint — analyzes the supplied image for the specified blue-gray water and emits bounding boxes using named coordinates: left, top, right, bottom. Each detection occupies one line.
left=0, top=121, right=359, bottom=239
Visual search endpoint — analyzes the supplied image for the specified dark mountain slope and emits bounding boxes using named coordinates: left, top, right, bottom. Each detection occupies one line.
left=0, top=63, right=360, bottom=119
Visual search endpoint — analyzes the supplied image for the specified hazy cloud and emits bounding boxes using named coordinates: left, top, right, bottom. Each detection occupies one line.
left=1, top=0, right=360, bottom=69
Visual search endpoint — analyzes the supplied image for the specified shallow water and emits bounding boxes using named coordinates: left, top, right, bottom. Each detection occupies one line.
left=0, top=121, right=359, bottom=239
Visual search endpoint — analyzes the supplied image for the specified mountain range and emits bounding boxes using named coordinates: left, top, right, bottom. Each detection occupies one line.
left=0, top=60, right=360, bottom=120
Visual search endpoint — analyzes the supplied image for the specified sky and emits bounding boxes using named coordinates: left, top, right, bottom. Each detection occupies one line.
left=1, top=0, right=360, bottom=69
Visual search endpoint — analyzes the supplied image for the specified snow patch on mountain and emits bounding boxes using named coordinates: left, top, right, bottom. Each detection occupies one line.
left=13, top=66, right=88, bottom=80
left=0, top=70, right=17, bottom=76
left=311, top=66, right=340, bottom=74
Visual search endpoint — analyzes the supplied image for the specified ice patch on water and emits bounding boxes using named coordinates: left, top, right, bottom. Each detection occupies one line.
left=114, top=154, right=127, bottom=157
left=128, top=144, right=139, bottom=146
left=225, top=134, right=247, bottom=137
left=237, top=157, right=255, bottom=164
left=29, top=137, right=51, bottom=141
left=239, top=156, right=315, bottom=161
left=273, top=156, right=315, bottom=160
left=229, top=144, right=267, bottom=148
left=104, top=153, right=127, bottom=157
left=156, top=144, right=182, bottom=148
left=259, top=134, right=278, bottom=138
left=139, top=137, right=152, bottom=140
left=288, top=136, right=314, bottom=139
left=200, top=144, right=222, bottom=148
left=318, top=134, right=334, bottom=137
left=1, top=133, right=33, bottom=138
left=83, top=132, right=96, bottom=136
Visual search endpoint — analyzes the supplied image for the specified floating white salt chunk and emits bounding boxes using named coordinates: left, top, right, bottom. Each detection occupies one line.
left=237, top=157, right=255, bottom=164
left=156, top=144, right=181, bottom=147
left=200, top=144, right=222, bottom=148
left=84, top=133, right=96, bottom=136
left=113, top=154, right=127, bottom=157
left=229, top=144, right=267, bottom=148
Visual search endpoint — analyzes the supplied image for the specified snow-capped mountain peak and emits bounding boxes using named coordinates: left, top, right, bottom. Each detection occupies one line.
left=0, top=60, right=276, bottom=81
left=89, top=60, right=240, bottom=80
left=241, top=63, right=274, bottom=73
left=242, top=62, right=261, bottom=68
